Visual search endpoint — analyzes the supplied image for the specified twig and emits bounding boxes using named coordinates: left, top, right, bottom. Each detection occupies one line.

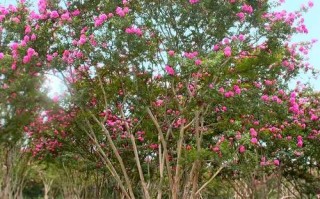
left=195, top=166, right=224, bottom=195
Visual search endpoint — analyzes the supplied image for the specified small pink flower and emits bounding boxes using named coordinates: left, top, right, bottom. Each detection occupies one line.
left=238, top=34, right=245, bottom=41
left=213, top=44, right=220, bottom=51
left=274, top=159, right=280, bottom=166
left=311, top=114, right=318, bottom=121
left=47, top=54, right=53, bottom=62
left=116, top=7, right=129, bottom=17
left=134, top=28, right=143, bottom=36
left=184, top=51, right=198, bottom=59
left=239, top=145, right=246, bottom=153
left=30, top=34, right=36, bottom=41
left=155, top=99, right=164, bottom=106
left=223, top=38, right=230, bottom=45
left=224, top=91, right=234, bottom=98
left=260, top=157, right=267, bottom=166
left=50, top=11, right=59, bottom=19
left=72, top=10, right=80, bottom=16
left=165, top=65, right=175, bottom=75
left=250, top=128, right=257, bottom=137
left=168, top=50, right=175, bottom=56
left=195, top=59, right=202, bottom=66
left=53, top=95, right=59, bottom=103
left=11, top=17, right=20, bottom=23
left=61, top=12, right=71, bottom=22
left=236, top=12, right=245, bottom=22
left=23, top=55, right=31, bottom=64
left=25, top=25, right=31, bottom=34
left=224, top=46, right=232, bottom=57
left=189, top=0, right=199, bottom=4
left=221, top=107, right=227, bottom=112
left=251, top=137, right=258, bottom=144
left=297, top=140, right=303, bottom=148
left=12, top=62, right=17, bottom=70
left=242, top=4, right=253, bottom=14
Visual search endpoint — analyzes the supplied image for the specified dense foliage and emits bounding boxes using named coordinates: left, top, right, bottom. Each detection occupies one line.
left=0, top=0, right=319, bottom=198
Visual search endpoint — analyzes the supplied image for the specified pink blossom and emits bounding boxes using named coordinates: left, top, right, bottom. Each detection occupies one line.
left=233, top=85, right=241, bottom=94
left=251, top=137, right=258, bottom=144
left=242, top=4, right=253, bottom=14
left=50, top=11, right=59, bottom=19
left=264, top=80, right=274, bottom=86
left=222, top=106, right=227, bottom=112
left=308, top=1, right=314, bottom=8
left=195, top=59, right=202, bottom=66
left=224, top=91, right=234, bottom=98
left=23, top=55, right=31, bottom=64
left=223, top=38, right=230, bottom=45
left=260, top=157, right=268, bottom=166
left=236, top=12, right=245, bottom=22
left=61, top=12, right=71, bottom=22
left=155, top=99, right=164, bottom=107
left=53, top=95, right=59, bottom=103
left=31, top=34, right=37, bottom=41
left=38, top=0, right=47, bottom=13
left=274, top=159, right=280, bottom=166
left=213, top=44, right=220, bottom=51
left=218, top=87, right=225, bottom=94
left=250, top=128, right=258, bottom=137
left=77, top=35, right=87, bottom=45
left=116, top=7, right=129, bottom=17
left=311, top=114, right=318, bottom=121
left=165, top=65, right=175, bottom=75
left=224, top=46, right=232, bottom=57
left=297, top=140, right=303, bottom=148
left=189, top=0, right=199, bottom=4
left=239, top=145, right=246, bottom=153
left=168, top=50, right=175, bottom=56
left=125, top=26, right=143, bottom=36
left=11, top=17, right=20, bottom=23
left=25, top=25, right=31, bottom=34
left=12, top=62, right=17, bottom=70
left=238, top=34, right=245, bottom=41
left=47, top=54, right=53, bottom=62
left=184, top=51, right=198, bottom=59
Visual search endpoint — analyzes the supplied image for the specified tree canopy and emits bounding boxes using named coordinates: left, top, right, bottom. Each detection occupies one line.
left=0, top=0, right=319, bottom=198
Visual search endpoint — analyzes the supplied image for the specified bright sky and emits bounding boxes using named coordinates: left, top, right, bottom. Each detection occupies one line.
left=278, top=0, right=320, bottom=91
left=0, top=0, right=319, bottom=95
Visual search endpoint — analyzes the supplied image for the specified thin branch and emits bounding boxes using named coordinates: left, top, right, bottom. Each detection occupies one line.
left=146, top=107, right=173, bottom=187
left=195, top=166, right=224, bottom=195
left=120, top=107, right=150, bottom=199
left=89, top=111, right=136, bottom=199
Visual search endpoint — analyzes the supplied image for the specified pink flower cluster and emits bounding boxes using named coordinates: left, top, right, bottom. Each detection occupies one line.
left=165, top=65, right=175, bottom=76
left=23, top=48, right=38, bottom=64
left=116, top=6, right=129, bottom=17
left=189, top=0, right=200, bottom=4
left=241, top=4, right=253, bottom=14
left=94, top=13, right=113, bottom=27
left=125, top=26, right=143, bottom=36
left=250, top=128, right=258, bottom=144
left=184, top=51, right=198, bottom=59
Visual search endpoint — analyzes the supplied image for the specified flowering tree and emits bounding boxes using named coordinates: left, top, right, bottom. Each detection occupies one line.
left=0, top=0, right=319, bottom=198
left=0, top=1, right=57, bottom=197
